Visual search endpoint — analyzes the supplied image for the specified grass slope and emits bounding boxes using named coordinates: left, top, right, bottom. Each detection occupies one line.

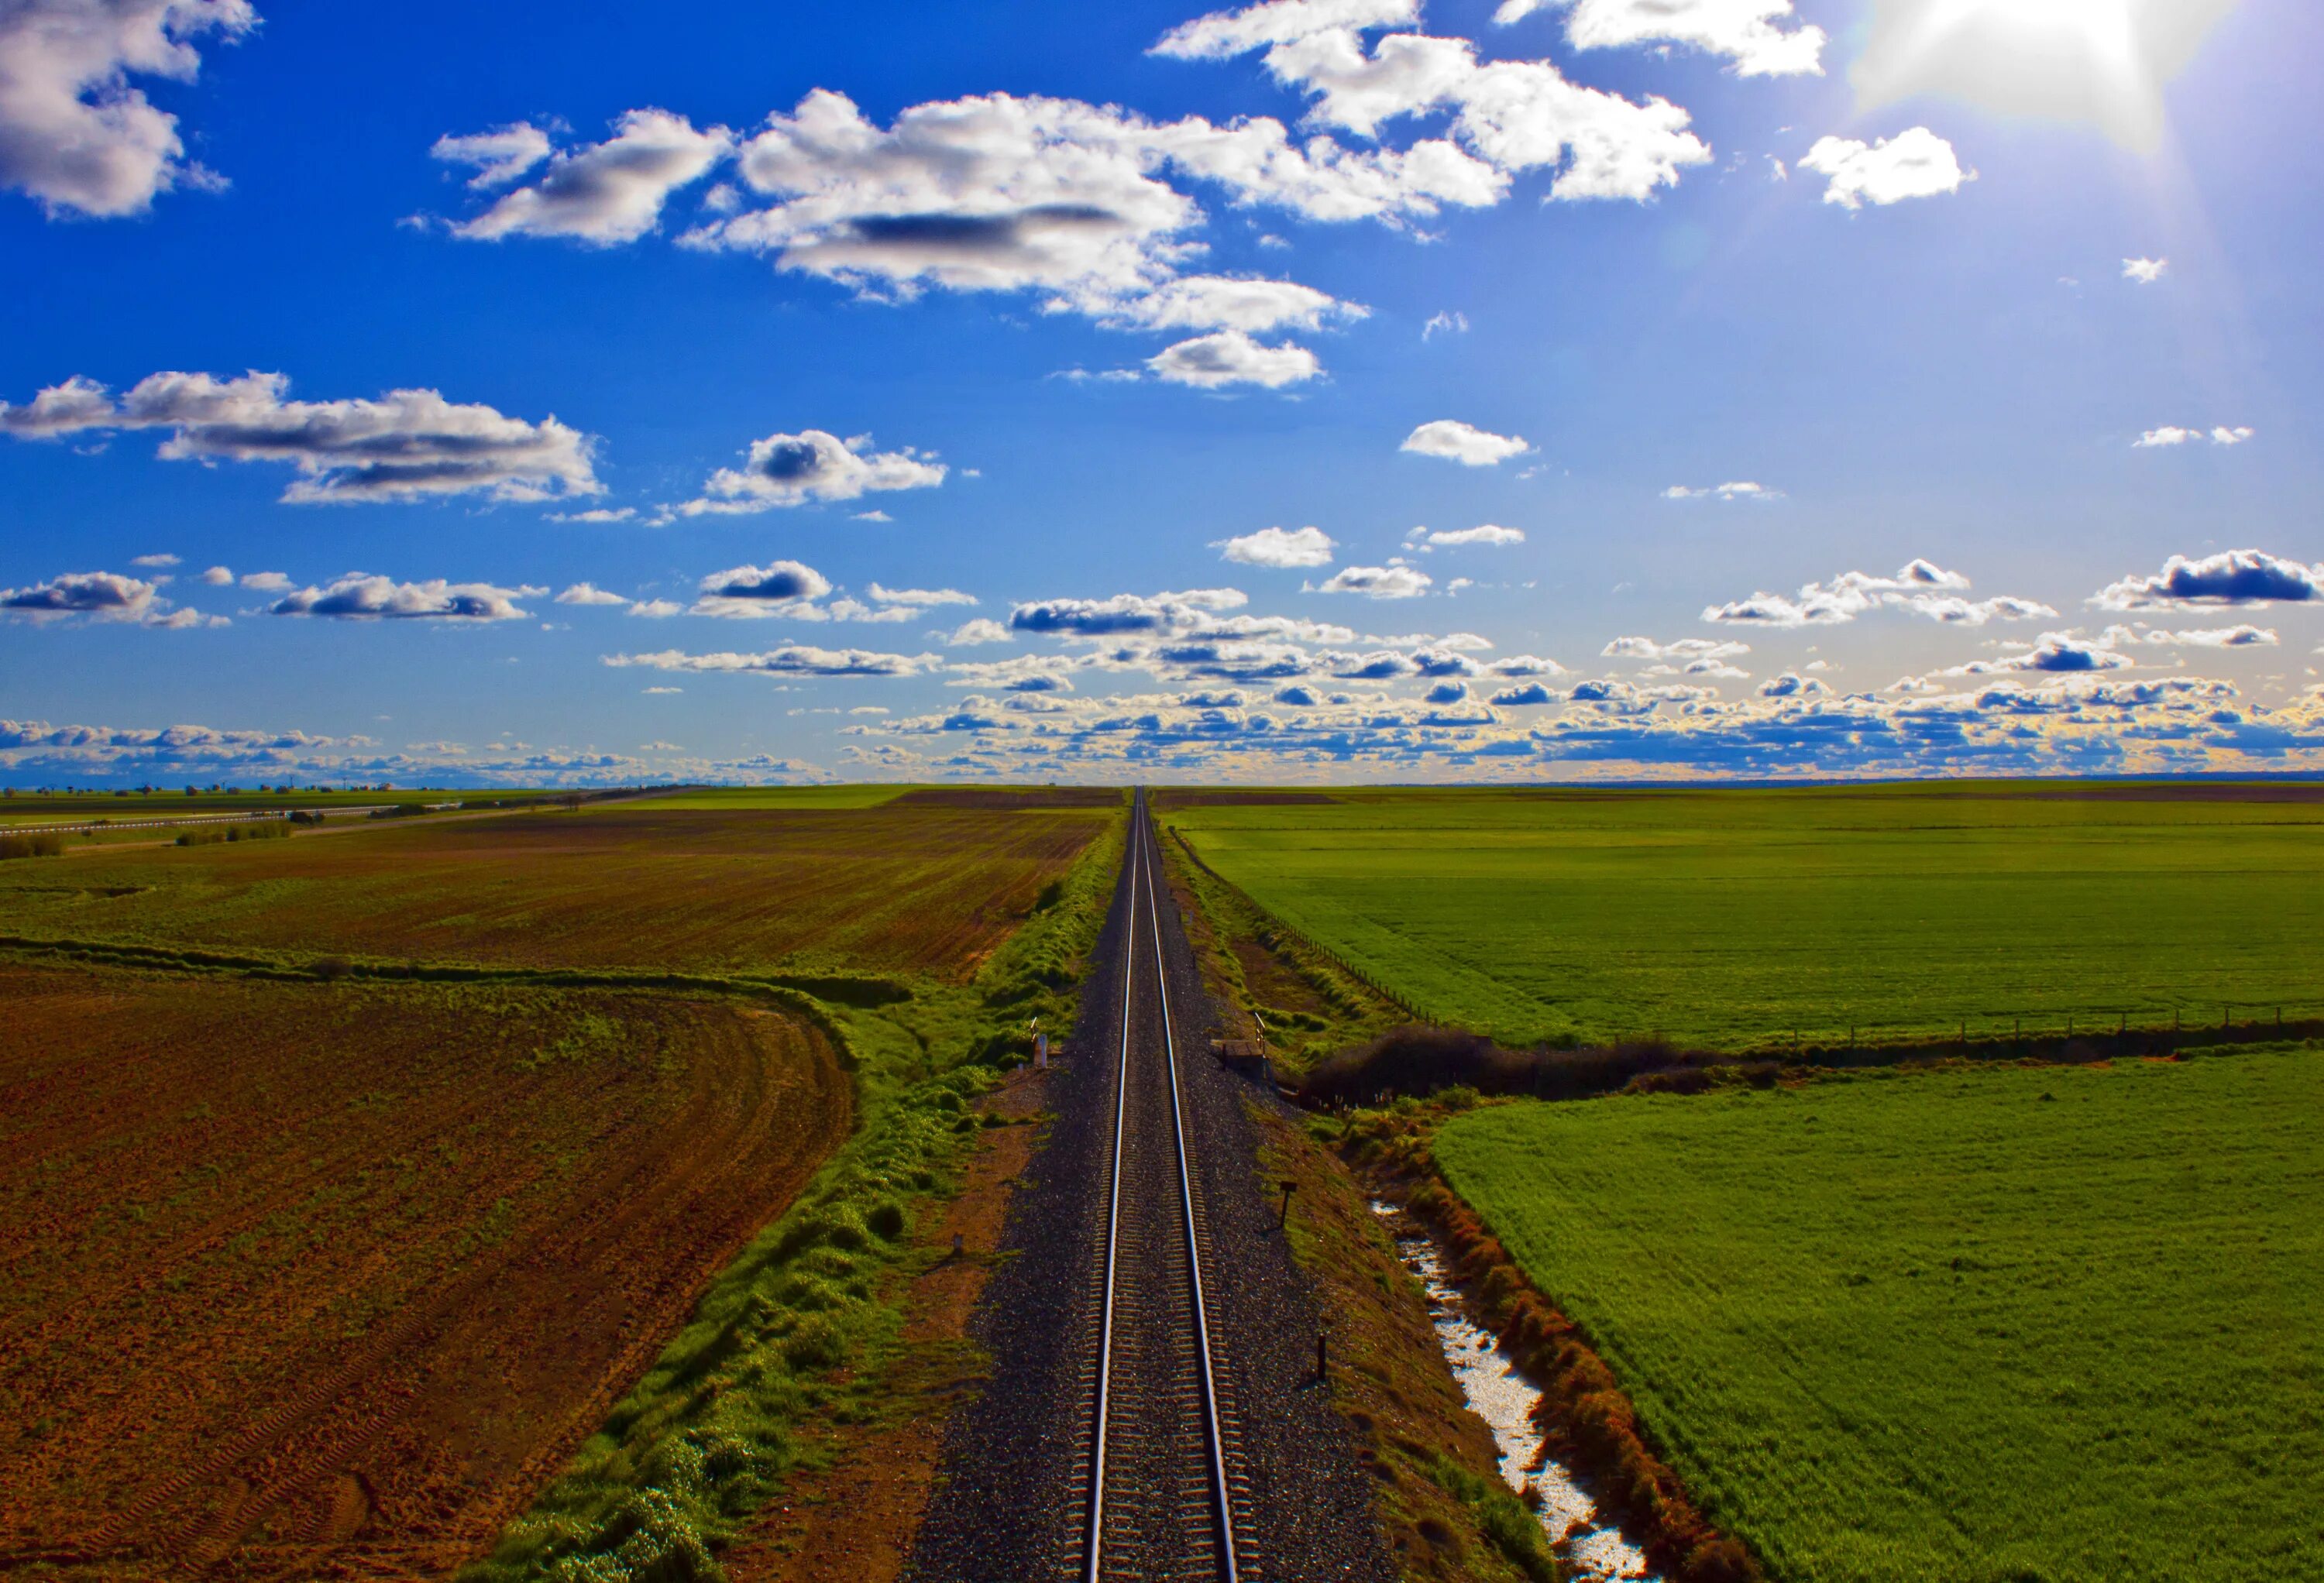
left=1433, top=1052, right=2324, bottom=1583
left=1165, top=785, right=2324, bottom=1049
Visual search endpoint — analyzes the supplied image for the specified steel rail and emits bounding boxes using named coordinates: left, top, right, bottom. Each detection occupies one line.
left=1081, top=795, right=1140, bottom=1582
left=1136, top=798, right=1242, bottom=1582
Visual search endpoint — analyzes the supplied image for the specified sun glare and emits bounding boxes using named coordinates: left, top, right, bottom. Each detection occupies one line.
left=1854, top=0, right=2240, bottom=151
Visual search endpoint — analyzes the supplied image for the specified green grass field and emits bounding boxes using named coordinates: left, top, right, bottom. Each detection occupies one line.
left=1433, top=1051, right=2324, bottom=1582
left=1165, top=784, right=2324, bottom=1049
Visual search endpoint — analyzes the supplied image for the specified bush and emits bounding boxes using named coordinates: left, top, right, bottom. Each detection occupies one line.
left=0, top=833, right=65, bottom=860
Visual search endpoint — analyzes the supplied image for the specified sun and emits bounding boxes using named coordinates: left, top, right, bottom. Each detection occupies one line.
left=1852, top=0, right=2241, bottom=152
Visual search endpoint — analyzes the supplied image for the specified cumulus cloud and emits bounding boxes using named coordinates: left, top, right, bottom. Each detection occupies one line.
left=948, top=617, right=1012, bottom=646
left=1940, top=630, right=2137, bottom=676
left=431, top=122, right=554, bottom=188
left=1010, top=586, right=1249, bottom=637
left=1703, top=559, right=2053, bottom=628
left=1147, top=328, right=1322, bottom=388
left=1497, top=0, right=1825, bottom=77
left=2134, top=424, right=2252, bottom=448
left=1089, top=274, right=1366, bottom=333
left=1216, top=524, right=1336, bottom=567
left=675, top=428, right=946, bottom=515
left=603, top=644, right=937, bottom=678
left=1400, top=418, right=1528, bottom=465
left=556, top=582, right=631, bottom=606
left=2092, top=549, right=2324, bottom=611
left=1, top=568, right=159, bottom=621
left=200, top=565, right=232, bottom=585
left=2123, top=256, right=2168, bottom=284
left=868, top=582, right=975, bottom=609
left=1604, top=635, right=1747, bottom=661
left=1157, top=1, right=1712, bottom=201
left=1664, top=480, right=1779, bottom=501
left=0, top=370, right=601, bottom=503
left=0, top=0, right=253, bottom=218
left=1406, top=524, right=1523, bottom=549
left=439, top=110, right=734, bottom=244
left=266, top=573, right=537, bottom=622
left=2133, top=624, right=2278, bottom=648
left=1490, top=681, right=1557, bottom=705
left=689, top=559, right=834, bottom=620
left=1798, top=127, right=1970, bottom=209
left=1315, top=563, right=1432, bottom=599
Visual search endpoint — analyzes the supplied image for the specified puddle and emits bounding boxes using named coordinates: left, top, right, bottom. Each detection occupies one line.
left=1371, top=1200, right=1659, bottom=1581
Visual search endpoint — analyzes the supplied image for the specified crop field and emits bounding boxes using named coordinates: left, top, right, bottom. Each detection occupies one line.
left=1432, top=1050, right=2324, bottom=1581
left=614, top=785, right=909, bottom=809
left=1164, top=782, right=2324, bottom=1049
left=0, top=802, right=1110, bottom=978
left=0, top=960, right=848, bottom=1578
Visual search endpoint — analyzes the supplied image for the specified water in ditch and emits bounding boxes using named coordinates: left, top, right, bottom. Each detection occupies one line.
left=1370, top=1200, right=1659, bottom=1581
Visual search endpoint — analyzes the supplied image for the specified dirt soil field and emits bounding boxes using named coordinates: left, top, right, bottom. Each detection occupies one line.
left=0, top=805, right=1105, bottom=978
left=0, top=961, right=850, bottom=1581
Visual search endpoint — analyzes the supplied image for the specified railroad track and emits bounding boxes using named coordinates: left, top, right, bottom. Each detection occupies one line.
left=1073, top=795, right=1252, bottom=1581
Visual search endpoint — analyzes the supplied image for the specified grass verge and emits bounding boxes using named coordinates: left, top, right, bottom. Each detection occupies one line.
left=461, top=809, right=1126, bottom=1581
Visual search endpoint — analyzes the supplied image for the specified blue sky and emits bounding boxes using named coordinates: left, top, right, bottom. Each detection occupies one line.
left=4, top=0, right=2321, bottom=786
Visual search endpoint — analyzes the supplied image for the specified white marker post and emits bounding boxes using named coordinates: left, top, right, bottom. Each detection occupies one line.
left=1034, top=1021, right=1049, bottom=1069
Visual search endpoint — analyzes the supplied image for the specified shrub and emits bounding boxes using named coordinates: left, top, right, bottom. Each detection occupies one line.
left=0, top=833, right=65, bottom=860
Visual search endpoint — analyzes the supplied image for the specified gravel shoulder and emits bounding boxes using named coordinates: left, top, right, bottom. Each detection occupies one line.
left=907, top=804, right=1393, bottom=1582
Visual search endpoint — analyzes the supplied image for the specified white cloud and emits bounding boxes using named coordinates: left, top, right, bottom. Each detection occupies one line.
left=1315, top=563, right=1432, bottom=599
left=0, top=370, right=601, bottom=503
left=2136, top=424, right=2252, bottom=448
left=948, top=617, right=1013, bottom=646
left=1422, top=310, right=1468, bottom=338
left=1798, top=127, right=1970, bottom=209
left=1499, top=0, right=1826, bottom=77
left=1160, top=3, right=1713, bottom=201
left=0, top=0, right=253, bottom=218
left=552, top=506, right=638, bottom=524
left=2123, top=256, right=2168, bottom=284
left=239, top=570, right=291, bottom=592
left=1939, top=630, right=2136, bottom=677
left=1086, top=274, right=1366, bottom=333
left=854, top=509, right=892, bottom=522
left=1604, top=635, right=1748, bottom=661
left=200, top=565, right=232, bottom=585
left=1011, top=586, right=1250, bottom=637
left=442, top=110, right=734, bottom=244
left=128, top=551, right=178, bottom=567
left=431, top=122, right=554, bottom=188
left=1406, top=524, right=1524, bottom=549
left=1147, top=329, right=1322, bottom=388
left=266, top=573, right=536, bottom=622
left=604, top=644, right=937, bottom=678
left=1216, top=524, right=1337, bottom=568
left=628, top=598, right=682, bottom=619
left=676, top=428, right=946, bottom=515
left=2, top=568, right=159, bottom=622
left=2134, top=624, right=2277, bottom=648
left=1400, top=418, right=1528, bottom=465
left=868, top=583, right=975, bottom=608
left=556, top=582, right=631, bottom=606
left=1704, top=560, right=2054, bottom=627
left=2092, top=550, right=2324, bottom=611
left=1664, top=480, right=1780, bottom=501
left=692, top=559, right=834, bottom=620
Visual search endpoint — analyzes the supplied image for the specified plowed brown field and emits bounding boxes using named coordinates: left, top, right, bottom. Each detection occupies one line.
left=0, top=805, right=1105, bottom=977
left=0, top=963, right=849, bottom=1581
